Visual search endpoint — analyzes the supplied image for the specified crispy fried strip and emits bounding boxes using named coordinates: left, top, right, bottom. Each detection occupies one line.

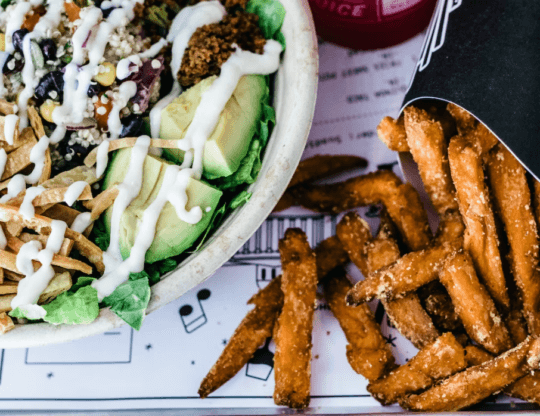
left=419, top=281, right=463, bottom=333
left=273, top=229, right=317, bottom=409
left=0, top=311, right=14, bottom=334
left=399, top=336, right=535, bottom=412
left=3, top=237, right=92, bottom=274
left=292, top=170, right=431, bottom=251
left=0, top=99, right=17, bottom=116
left=0, top=282, right=18, bottom=295
left=0, top=204, right=104, bottom=273
left=42, top=204, right=81, bottom=227
left=314, top=235, right=349, bottom=279
left=84, top=138, right=180, bottom=167
left=83, top=185, right=119, bottom=220
left=28, top=106, right=45, bottom=139
left=4, top=269, right=23, bottom=282
left=367, top=333, right=466, bottom=405
left=347, top=239, right=460, bottom=305
left=0, top=132, right=37, bottom=182
left=18, top=233, right=74, bottom=257
left=199, top=276, right=283, bottom=398
left=487, top=145, right=540, bottom=334
left=403, top=107, right=457, bottom=215
left=41, top=165, right=99, bottom=189
left=37, top=147, right=52, bottom=185
left=6, top=184, right=92, bottom=208
left=448, top=135, right=509, bottom=308
left=0, top=126, right=33, bottom=155
left=464, top=345, right=493, bottom=366
left=377, top=115, right=410, bottom=152
left=336, top=212, right=371, bottom=275
left=446, top=103, right=477, bottom=135
left=323, top=269, right=394, bottom=380
left=0, top=115, right=19, bottom=144
left=288, top=155, right=368, bottom=188
left=439, top=252, right=512, bottom=354
left=273, top=190, right=296, bottom=212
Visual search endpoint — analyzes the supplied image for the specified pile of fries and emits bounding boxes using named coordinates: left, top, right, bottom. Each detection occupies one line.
left=0, top=101, right=124, bottom=332
left=198, top=103, right=540, bottom=411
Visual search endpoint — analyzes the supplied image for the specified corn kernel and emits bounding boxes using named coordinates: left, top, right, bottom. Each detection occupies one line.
left=95, top=62, right=116, bottom=87
left=40, top=100, right=60, bottom=123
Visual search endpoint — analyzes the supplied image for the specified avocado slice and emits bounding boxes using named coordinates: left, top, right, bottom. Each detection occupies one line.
left=160, top=74, right=266, bottom=179
left=102, top=148, right=223, bottom=263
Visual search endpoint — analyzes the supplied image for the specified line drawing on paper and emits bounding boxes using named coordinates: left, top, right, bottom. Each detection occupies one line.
left=179, top=289, right=212, bottom=334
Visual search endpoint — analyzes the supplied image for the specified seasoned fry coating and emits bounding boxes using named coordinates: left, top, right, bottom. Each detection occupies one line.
left=347, top=240, right=460, bottom=304
left=273, top=190, right=295, bottom=212
left=336, top=212, right=371, bottom=276
left=274, top=229, right=318, bottom=409
left=487, top=144, right=540, bottom=335
left=323, top=270, right=394, bottom=380
left=367, top=217, right=439, bottom=350
left=533, top=181, right=540, bottom=232
left=448, top=135, right=509, bottom=308
left=199, top=277, right=283, bottom=398
left=314, top=236, right=349, bottom=280
left=447, top=102, right=477, bottom=135
left=434, top=210, right=465, bottom=244
left=377, top=115, right=410, bottom=152
left=288, top=155, right=368, bottom=188
left=367, top=333, right=466, bottom=405
left=419, top=281, right=463, bottom=333
left=505, top=309, right=529, bottom=344
left=466, top=122, right=499, bottom=157
left=439, top=252, right=512, bottom=354
left=400, top=337, right=535, bottom=412
left=464, top=345, right=493, bottom=366
left=403, top=107, right=457, bottom=215
left=506, top=373, right=540, bottom=404
left=291, top=170, right=431, bottom=251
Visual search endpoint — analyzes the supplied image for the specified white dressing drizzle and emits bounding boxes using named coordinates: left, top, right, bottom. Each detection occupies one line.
left=5, top=1, right=31, bottom=53
left=95, top=140, right=110, bottom=177
left=0, top=148, right=7, bottom=179
left=92, top=165, right=201, bottom=300
left=12, top=220, right=67, bottom=318
left=64, top=181, right=88, bottom=206
left=19, top=185, right=45, bottom=220
left=149, top=1, right=226, bottom=138
left=107, top=80, right=137, bottom=139
left=24, top=135, right=50, bottom=184
left=0, top=174, right=25, bottom=203
left=176, top=41, right=282, bottom=178
left=3, top=114, right=18, bottom=145
left=0, top=225, right=6, bottom=250
left=71, top=211, right=92, bottom=233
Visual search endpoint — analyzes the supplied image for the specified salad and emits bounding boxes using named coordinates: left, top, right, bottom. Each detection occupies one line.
left=0, top=0, right=285, bottom=332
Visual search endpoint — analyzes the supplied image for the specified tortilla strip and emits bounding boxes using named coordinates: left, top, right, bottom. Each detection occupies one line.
left=274, top=229, right=317, bottom=409
left=448, top=134, right=509, bottom=308
left=18, top=232, right=74, bottom=257
left=0, top=204, right=104, bottom=273
left=0, top=115, right=19, bottom=144
left=4, top=269, right=23, bottom=282
left=27, top=106, right=45, bottom=139
left=347, top=239, right=461, bottom=305
left=199, top=276, right=283, bottom=398
left=84, top=138, right=180, bottom=167
left=6, top=184, right=92, bottom=208
left=323, top=269, right=394, bottom=380
left=37, top=147, right=52, bottom=185
left=41, top=165, right=99, bottom=189
left=403, top=106, right=457, bottom=215
left=0, top=132, right=37, bottom=182
left=0, top=282, right=19, bottom=295
left=400, top=336, right=536, bottom=412
left=0, top=311, right=14, bottom=334
left=367, top=333, right=466, bottom=405
left=83, top=185, right=118, bottom=220
left=487, top=144, right=540, bottom=335
left=3, top=238, right=92, bottom=274
left=292, top=170, right=431, bottom=251
left=439, top=252, right=512, bottom=354
left=42, top=204, right=80, bottom=226
left=377, top=115, right=410, bottom=152
left=0, top=99, right=17, bottom=116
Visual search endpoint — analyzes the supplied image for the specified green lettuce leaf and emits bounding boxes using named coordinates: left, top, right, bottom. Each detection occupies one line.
left=217, top=140, right=262, bottom=190
left=70, top=276, right=96, bottom=293
left=102, top=277, right=151, bottom=331
left=229, top=190, right=252, bottom=209
left=42, top=286, right=100, bottom=325
left=246, top=0, right=286, bottom=41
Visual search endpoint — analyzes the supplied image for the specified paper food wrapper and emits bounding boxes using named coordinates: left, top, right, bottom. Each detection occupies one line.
left=401, top=0, right=540, bottom=180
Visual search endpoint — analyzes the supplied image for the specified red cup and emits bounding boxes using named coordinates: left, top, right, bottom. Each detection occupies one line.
left=308, top=0, right=438, bottom=50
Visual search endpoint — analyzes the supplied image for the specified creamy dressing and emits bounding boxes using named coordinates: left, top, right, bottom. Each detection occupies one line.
left=0, top=174, right=25, bottom=203
left=5, top=1, right=31, bottom=54
left=64, top=181, right=88, bottom=206
left=19, top=185, right=45, bottom=219
left=95, top=140, right=110, bottom=177
left=71, top=211, right=92, bottom=233
left=24, top=135, right=49, bottom=184
left=0, top=148, right=7, bottom=179
left=12, top=220, right=67, bottom=318
left=107, top=80, right=137, bottom=139
left=3, top=114, right=18, bottom=145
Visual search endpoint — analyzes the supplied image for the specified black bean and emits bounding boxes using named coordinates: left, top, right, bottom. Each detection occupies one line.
left=11, top=29, right=28, bottom=52
left=102, top=6, right=116, bottom=18
left=120, top=114, right=143, bottom=138
left=87, top=82, right=101, bottom=97
left=2, top=54, right=24, bottom=74
left=34, top=71, right=64, bottom=101
left=39, top=39, right=57, bottom=62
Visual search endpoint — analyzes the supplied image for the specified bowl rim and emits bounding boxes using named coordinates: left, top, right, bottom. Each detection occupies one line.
left=0, top=0, right=319, bottom=348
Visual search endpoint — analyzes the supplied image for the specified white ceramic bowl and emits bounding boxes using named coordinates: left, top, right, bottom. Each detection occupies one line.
left=0, top=1, right=319, bottom=348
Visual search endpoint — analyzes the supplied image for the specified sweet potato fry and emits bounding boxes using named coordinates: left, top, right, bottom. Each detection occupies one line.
left=273, top=190, right=295, bottom=212
left=464, top=345, right=493, bottom=366
left=199, top=276, right=283, bottom=398
left=273, top=229, right=318, bottom=409
left=448, top=135, right=509, bottom=308
left=505, top=373, right=540, bottom=405
left=487, top=144, right=540, bottom=335
left=314, top=236, right=349, bottom=279
left=346, top=239, right=460, bottom=305
left=377, top=115, right=410, bottom=152
left=434, top=210, right=465, bottom=244
left=291, top=170, right=431, bottom=251
left=418, top=281, right=463, bottom=333
left=336, top=212, right=371, bottom=276
left=367, top=333, right=466, bottom=405
left=403, top=106, right=457, bottom=215
left=323, top=269, right=394, bottom=380
left=288, top=155, right=368, bottom=188
left=0, top=311, right=14, bottom=334
left=399, top=336, right=535, bottom=412
left=439, top=252, right=512, bottom=354
left=446, top=103, right=477, bottom=135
